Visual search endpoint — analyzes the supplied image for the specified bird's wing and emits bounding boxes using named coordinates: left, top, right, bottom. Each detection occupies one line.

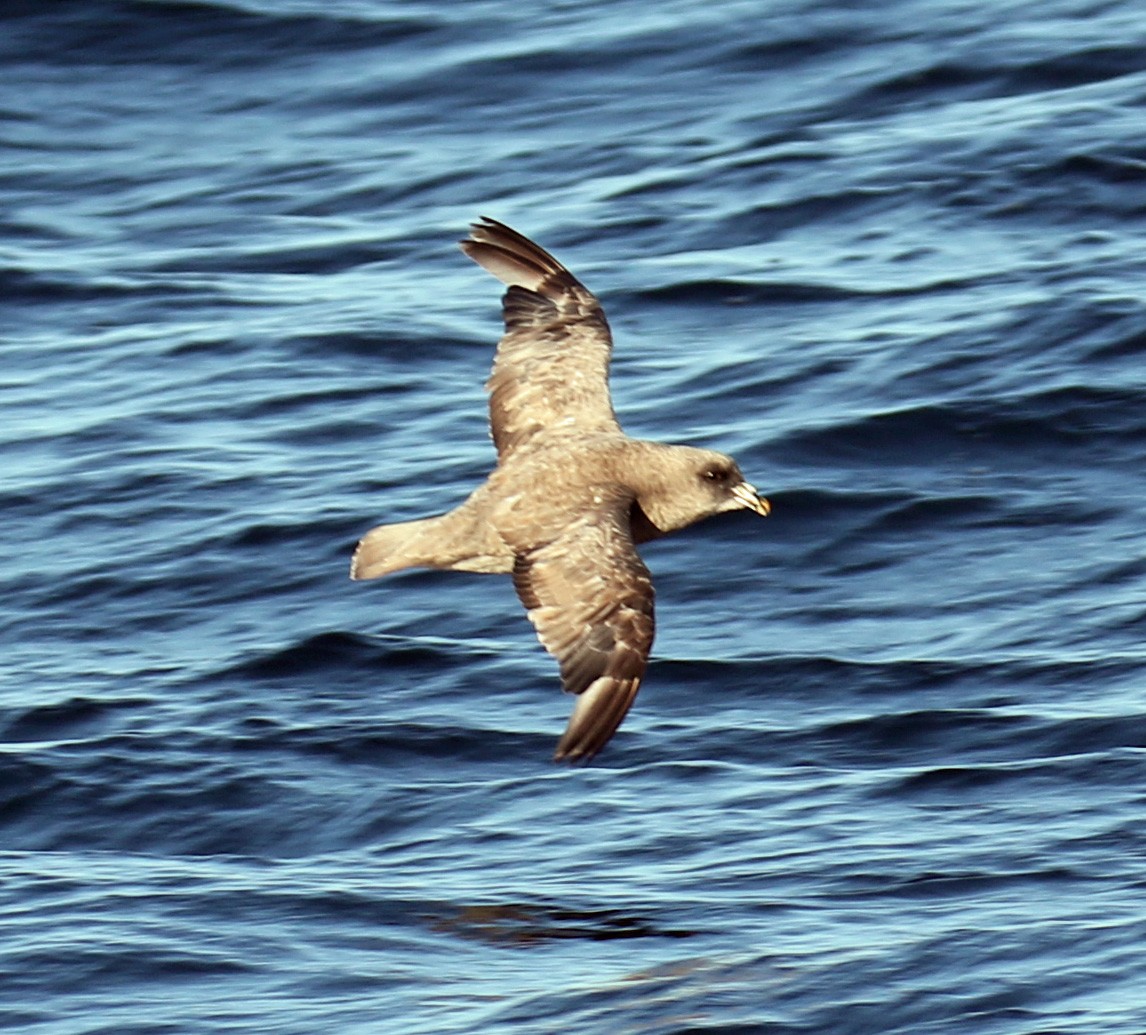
left=460, top=217, right=620, bottom=458
left=511, top=492, right=655, bottom=762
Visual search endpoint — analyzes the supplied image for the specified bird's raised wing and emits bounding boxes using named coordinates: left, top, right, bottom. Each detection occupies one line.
left=460, top=217, right=620, bottom=458
left=511, top=492, right=655, bottom=762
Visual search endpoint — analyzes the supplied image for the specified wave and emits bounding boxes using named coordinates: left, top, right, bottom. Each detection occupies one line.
left=4, top=0, right=439, bottom=68
left=770, top=387, right=1146, bottom=466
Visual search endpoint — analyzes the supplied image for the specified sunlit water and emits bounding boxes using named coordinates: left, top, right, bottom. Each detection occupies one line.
left=3, top=1, right=1146, bottom=1032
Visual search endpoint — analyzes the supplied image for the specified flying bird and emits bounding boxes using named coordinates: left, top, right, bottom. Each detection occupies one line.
left=351, top=218, right=770, bottom=762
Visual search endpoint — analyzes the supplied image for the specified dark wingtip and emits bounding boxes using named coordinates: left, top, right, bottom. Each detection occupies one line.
left=553, top=742, right=599, bottom=765
left=551, top=676, right=641, bottom=764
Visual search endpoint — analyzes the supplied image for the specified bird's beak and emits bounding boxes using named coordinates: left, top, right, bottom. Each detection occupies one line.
left=731, top=481, right=771, bottom=517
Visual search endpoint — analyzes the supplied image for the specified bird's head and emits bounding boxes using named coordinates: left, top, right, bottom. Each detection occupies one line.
left=631, top=445, right=770, bottom=535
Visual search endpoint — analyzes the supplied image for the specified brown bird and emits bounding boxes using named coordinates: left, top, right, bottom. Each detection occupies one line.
left=351, top=218, right=770, bottom=762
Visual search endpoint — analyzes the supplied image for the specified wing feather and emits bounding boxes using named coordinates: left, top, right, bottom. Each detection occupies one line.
left=460, top=217, right=620, bottom=457
left=511, top=497, right=655, bottom=762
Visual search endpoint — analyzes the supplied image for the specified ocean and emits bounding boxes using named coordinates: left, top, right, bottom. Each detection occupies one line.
left=3, top=1, right=1146, bottom=1032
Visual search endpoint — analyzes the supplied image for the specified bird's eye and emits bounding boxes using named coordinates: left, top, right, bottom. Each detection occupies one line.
left=702, top=467, right=730, bottom=483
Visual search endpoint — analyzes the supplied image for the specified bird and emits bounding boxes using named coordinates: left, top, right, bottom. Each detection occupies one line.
left=351, top=217, right=770, bottom=762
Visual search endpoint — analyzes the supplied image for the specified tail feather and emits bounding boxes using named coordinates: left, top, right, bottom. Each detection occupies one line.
left=350, top=510, right=514, bottom=579
left=350, top=517, right=442, bottom=580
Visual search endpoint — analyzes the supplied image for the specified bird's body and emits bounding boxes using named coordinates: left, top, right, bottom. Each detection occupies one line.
left=352, top=218, right=769, bottom=761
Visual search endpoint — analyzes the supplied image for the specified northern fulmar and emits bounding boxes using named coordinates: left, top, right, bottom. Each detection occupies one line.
left=351, top=218, right=770, bottom=762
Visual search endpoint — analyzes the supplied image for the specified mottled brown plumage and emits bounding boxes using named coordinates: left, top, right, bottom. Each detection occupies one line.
left=351, top=218, right=770, bottom=762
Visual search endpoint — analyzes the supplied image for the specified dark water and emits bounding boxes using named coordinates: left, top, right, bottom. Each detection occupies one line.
left=4, top=0, right=1146, bottom=1031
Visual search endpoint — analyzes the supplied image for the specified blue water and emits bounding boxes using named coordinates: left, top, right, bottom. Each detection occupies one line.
left=4, top=1, right=1146, bottom=1031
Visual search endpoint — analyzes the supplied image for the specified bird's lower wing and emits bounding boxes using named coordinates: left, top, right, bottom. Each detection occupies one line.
left=512, top=497, right=655, bottom=762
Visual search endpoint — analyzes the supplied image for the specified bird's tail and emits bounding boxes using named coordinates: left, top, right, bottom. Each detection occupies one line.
left=350, top=516, right=449, bottom=580
left=350, top=509, right=513, bottom=579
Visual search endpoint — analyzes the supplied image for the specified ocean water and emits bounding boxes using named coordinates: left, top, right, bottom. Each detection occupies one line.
left=3, top=0, right=1146, bottom=1031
